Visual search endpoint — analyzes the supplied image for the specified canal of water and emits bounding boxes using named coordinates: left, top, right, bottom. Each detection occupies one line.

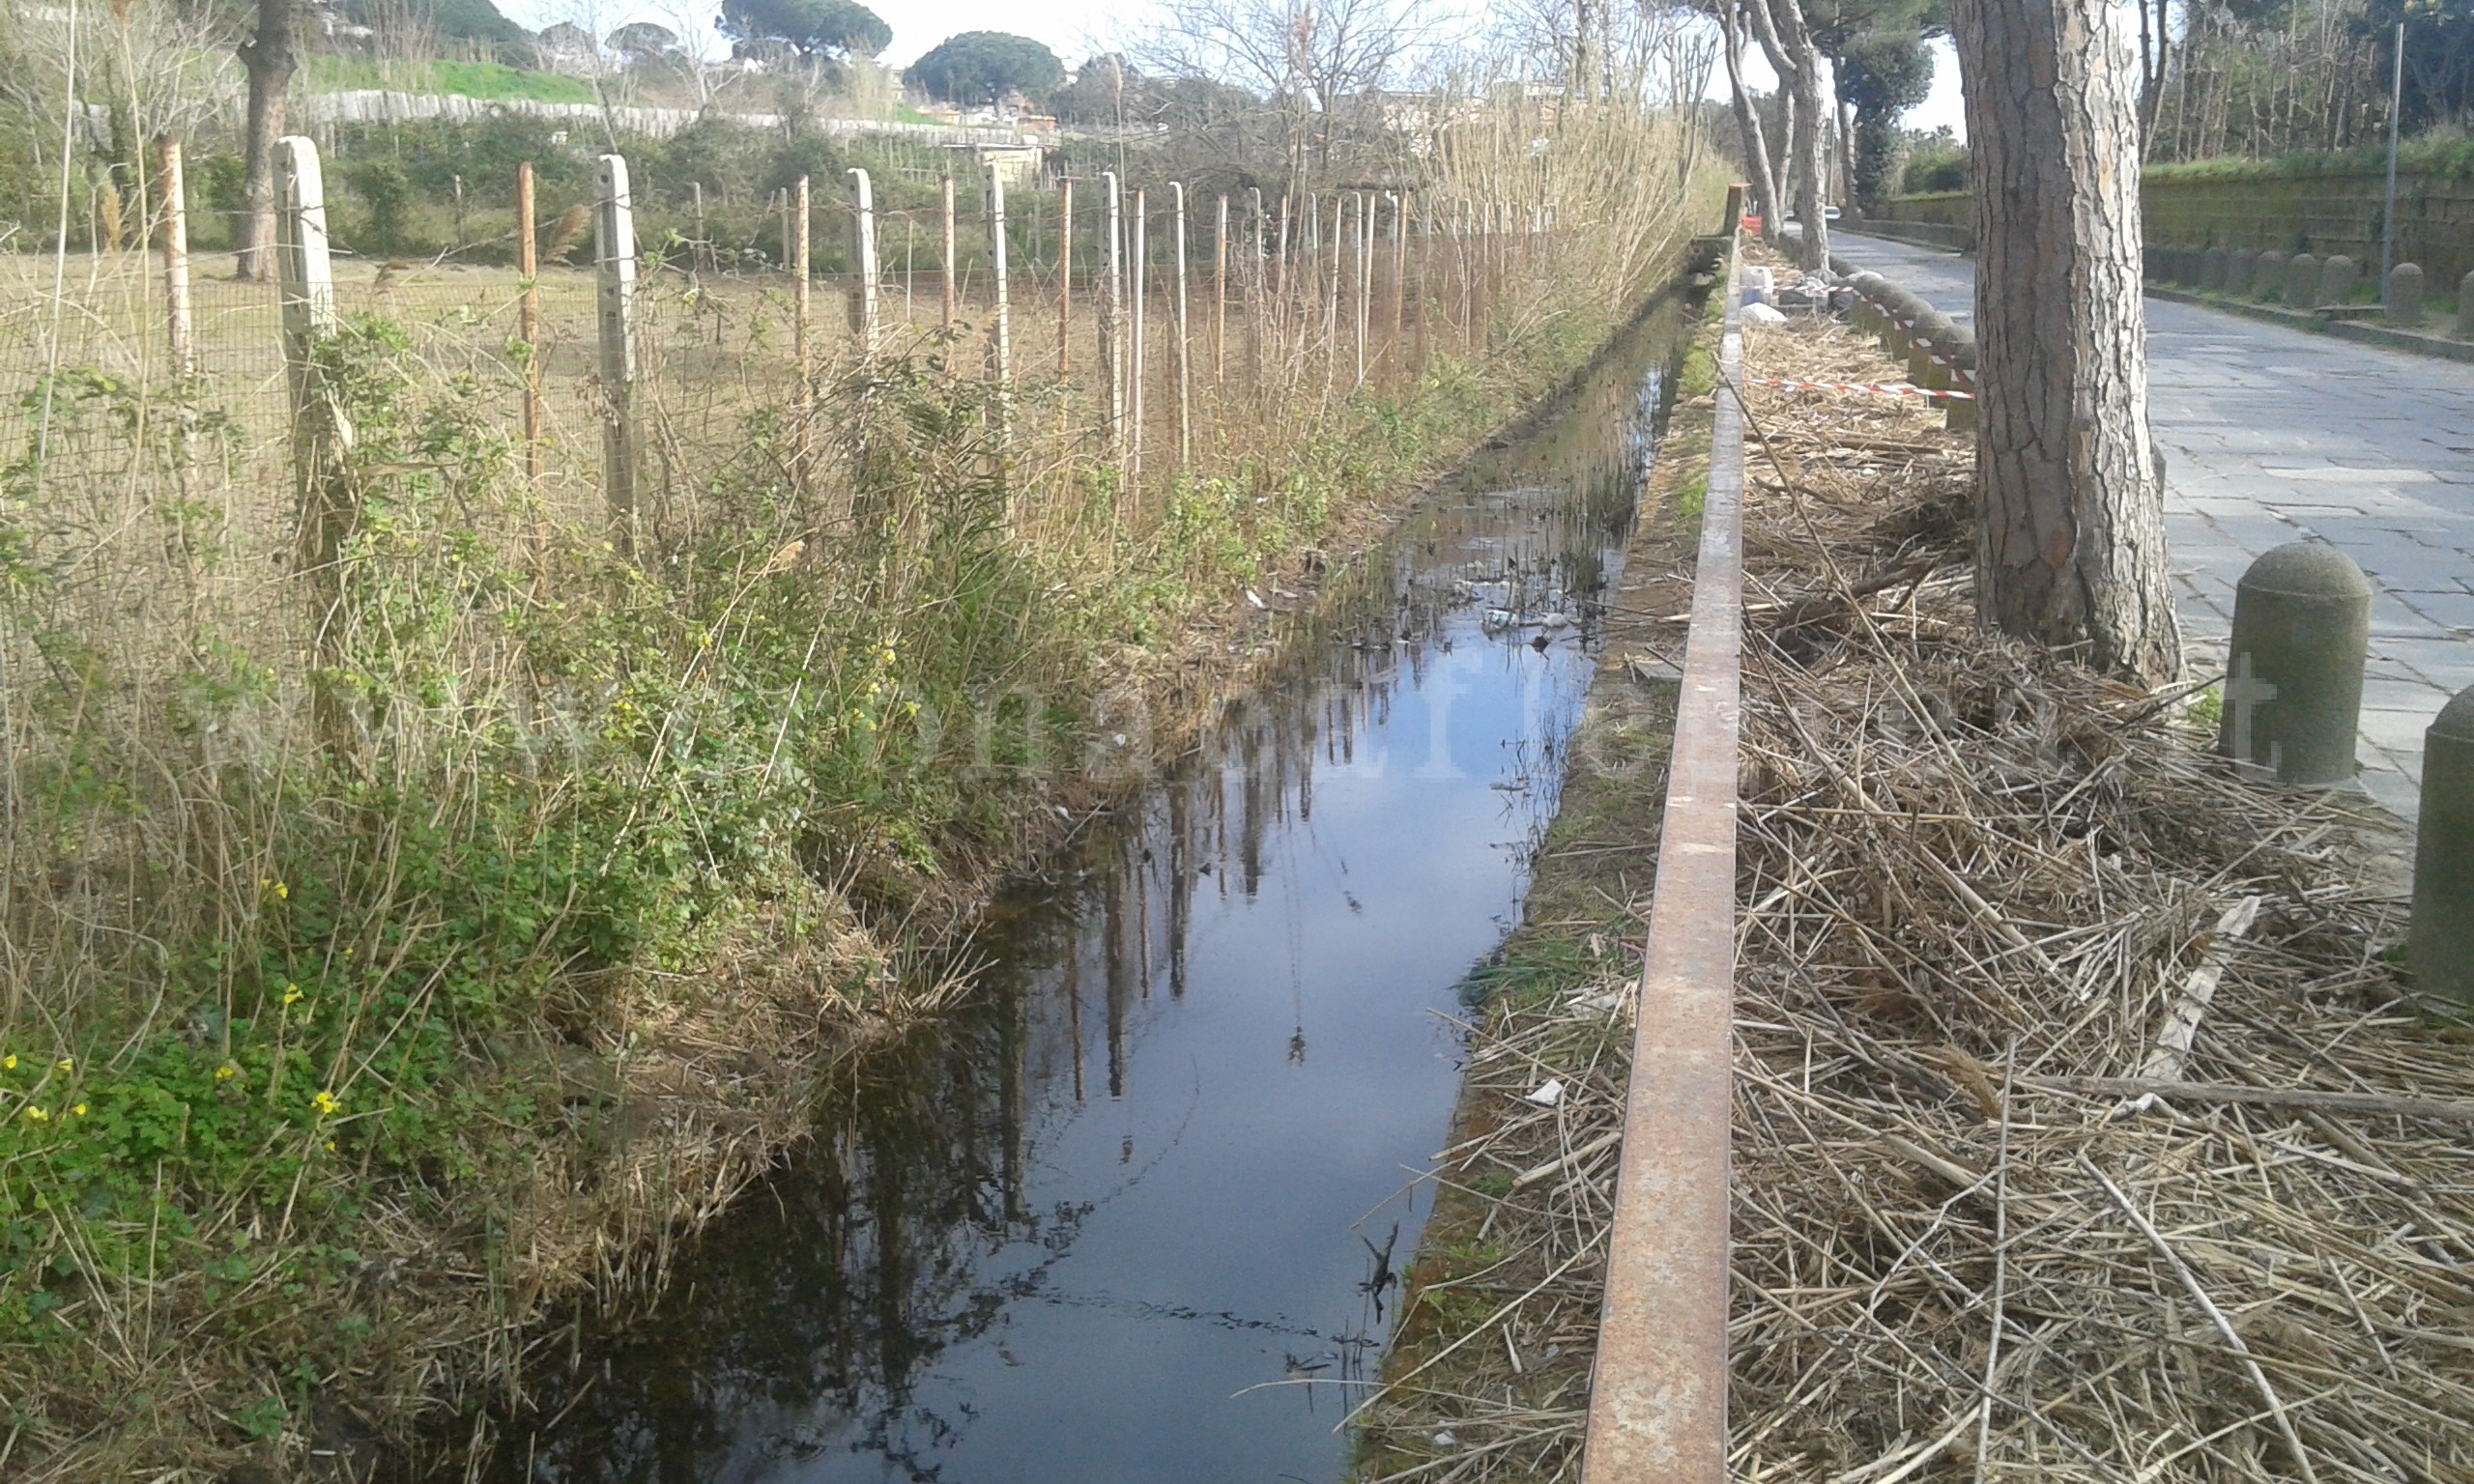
left=485, top=294, right=1694, bottom=1484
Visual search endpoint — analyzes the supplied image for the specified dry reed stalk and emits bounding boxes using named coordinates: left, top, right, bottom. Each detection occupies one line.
left=1363, top=262, right=2473, bottom=1484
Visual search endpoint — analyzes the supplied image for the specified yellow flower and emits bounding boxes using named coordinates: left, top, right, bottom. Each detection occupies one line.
left=72, top=1103, right=86, bottom=1117
left=54, top=1058, right=72, bottom=1072
left=215, top=1063, right=239, bottom=1081
left=312, top=1091, right=341, bottom=1117
left=282, top=985, right=303, bottom=1006
left=2, top=1053, right=15, bottom=1070
left=275, top=882, right=288, bottom=900
left=23, top=1106, right=47, bottom=1123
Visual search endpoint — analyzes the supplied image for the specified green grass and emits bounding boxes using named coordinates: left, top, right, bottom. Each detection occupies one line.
left=2145, top=128, right=2474, bottom=185
left=306, top=55, right=597, bottom=106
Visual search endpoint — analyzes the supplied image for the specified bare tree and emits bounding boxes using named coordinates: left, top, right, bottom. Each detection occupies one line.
left=1742, top=0, right=1829, bottom=268
left=235, top=0, right=296, bottom=282
left=1140, top=0, right=1423, bottom=181
left=1720, top=0, right=1782, bottom=228
left=1953, top=0, right=2180, bottom=682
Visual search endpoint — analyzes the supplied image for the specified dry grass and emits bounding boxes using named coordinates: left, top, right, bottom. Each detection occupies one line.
left=1, top=109, right=1730, bottom=1480
left=1361, top=277, right=2474, bottom=1483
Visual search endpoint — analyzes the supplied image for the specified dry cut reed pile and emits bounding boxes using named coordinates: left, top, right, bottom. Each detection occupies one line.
left=1364, top=302, right=2474, bottom=1484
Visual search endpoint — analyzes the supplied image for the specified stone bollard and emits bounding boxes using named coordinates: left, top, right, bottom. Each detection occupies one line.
left=2286, top=252, right=2320, bottom=307
left=2256, top=250, right=2288, bottom=300
left=2143, top=244, right=2166, bottom=281
left=2201, top=246, right=2228, bottom=292
left=2319, top=253, right=2358, bottom=308
left=2227, top=248, right=2256, bottom=298
left=1908, top=311, right=1954, bottom=385
left=2385, top=262, right=2425, bottom=328
left=2218, top=542, right=2372, bottom=787
left=1943, top=338, right=1978, bottom=433
left=2459, top=270, right=2474, bottom=340
left=2410, top=687, right=2474, bottom=1004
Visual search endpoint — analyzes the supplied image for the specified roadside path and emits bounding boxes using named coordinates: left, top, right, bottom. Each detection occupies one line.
left=1831, top=232, right=2474, bottom=820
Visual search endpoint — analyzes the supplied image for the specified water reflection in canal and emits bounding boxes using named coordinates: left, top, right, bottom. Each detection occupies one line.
left=495, top=300, right=1688, bottom=1484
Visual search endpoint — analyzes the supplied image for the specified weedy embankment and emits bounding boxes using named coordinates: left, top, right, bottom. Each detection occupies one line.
left=0, top=108, right=1725, bottom=1482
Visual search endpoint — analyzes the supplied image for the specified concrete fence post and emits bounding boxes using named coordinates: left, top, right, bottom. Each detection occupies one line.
left=2218, top=541, right=2371, bottom=786
left=2201, top=245, right=2228, bottom=292
left=1103, top=172, right=1123, bottom=454
left=1132, top=186, right=1148, bottom=479
left=941, top=175, right=957, bottom=331
left=594, top=153, right=641, bottom=555
left=791, top=173, right=811, bottom=393
left=847, top=167, right=878, bottom=356
left=2385, top=262, right=2425, bottom=328
left=2411, top=687, right=2474, bottom=1004
left=2286, top=252, right=2320, bottom=307
left=986, top=162, right=1011, bottom=442
left=157, top=136, right=194, bottom=381
left=277, top=135, right=351, bottom=753
left=2460, top=270, right=2474, bottom=340
left=1171, top=181, right=1190, bottom=467
left=1057, top=178, right=1073, bottom=378
left=2256, top=250, right=2288, bottom=301
left=1214, top=190, right=1228, bottom=385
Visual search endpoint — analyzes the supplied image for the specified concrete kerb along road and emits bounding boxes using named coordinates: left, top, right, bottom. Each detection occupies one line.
left=1830, top=227, right=2474, bottom=823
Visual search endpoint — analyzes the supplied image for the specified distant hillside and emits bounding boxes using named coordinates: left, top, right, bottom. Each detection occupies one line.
left=341, top=0, right=532, bottom=59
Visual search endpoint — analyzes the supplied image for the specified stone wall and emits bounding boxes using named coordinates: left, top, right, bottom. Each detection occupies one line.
left=1876, top=173, right=2474, bottom=286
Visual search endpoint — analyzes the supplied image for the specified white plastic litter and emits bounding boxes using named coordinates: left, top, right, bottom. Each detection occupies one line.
left=1524, top=1078, right=1566, bottom=1106
left=1744, top=301, right=1791, bottom=325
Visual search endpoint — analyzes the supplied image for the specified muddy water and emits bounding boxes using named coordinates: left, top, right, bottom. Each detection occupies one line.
left=495, top=299, right=1691, bottom=1484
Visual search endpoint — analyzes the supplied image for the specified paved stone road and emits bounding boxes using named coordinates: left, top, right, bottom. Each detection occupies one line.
left=1831, top=232, right=2474, bottom=821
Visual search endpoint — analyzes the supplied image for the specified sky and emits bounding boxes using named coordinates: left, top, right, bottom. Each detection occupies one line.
left=497, top=0, right=1970, bottom=139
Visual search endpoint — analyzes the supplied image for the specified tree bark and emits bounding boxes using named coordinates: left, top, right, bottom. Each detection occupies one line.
left=236, top=0, right=298, bottom=283
left=1954, top=0, right=2182, bottom=683
left=1745, top=0, right=1830, bottom=269
left=1722, top=0, right=1783, bottom=227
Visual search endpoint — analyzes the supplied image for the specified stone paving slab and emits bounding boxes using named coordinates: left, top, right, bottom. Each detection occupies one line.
left=1832, top=232, right=2474, bottom=822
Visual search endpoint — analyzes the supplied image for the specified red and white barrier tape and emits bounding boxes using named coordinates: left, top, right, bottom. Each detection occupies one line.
left=1747, top=376, right=1975, bottom=402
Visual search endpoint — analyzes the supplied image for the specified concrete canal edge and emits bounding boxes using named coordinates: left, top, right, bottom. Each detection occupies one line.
left=1575, top=238, right=1745, bottom=1480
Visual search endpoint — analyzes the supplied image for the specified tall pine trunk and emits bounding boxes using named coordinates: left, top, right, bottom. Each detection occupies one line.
left=1955, top=0, right=2181, bottom=682
left=1787, top=55, right=1830, bottom=268
left=235, top=0, right=296, bottom=283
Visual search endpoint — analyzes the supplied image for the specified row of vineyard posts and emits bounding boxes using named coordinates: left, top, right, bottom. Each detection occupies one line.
left=148, top=134, right=1562, bottom=573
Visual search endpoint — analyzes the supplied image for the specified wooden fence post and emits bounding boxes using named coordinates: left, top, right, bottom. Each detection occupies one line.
left=1172, top=183, right=1191, bottom=467
left=986, top=162, right=1011, bottom=441
left=157, top=136, right=193, bottom=380
left=275, top=135, right=349, bottom=752
left=941, top=175, right=957, bottom=331
left=1247, top=186, right=1264, bottom=387
left=594, top=153, right=641, bottom=556
left=848, top=167, right=879, bottom=357
left=1058, top=177, right=1073, bottom=377
left=691, top=180, right=706, bottom=273
left=1104, top=171, right=1124, bottom=457
left=792, top=174, right=811, bottom=376
left=516, top=161, right=543, bottom=542
left=1272, top=193, right=1290, bottom=364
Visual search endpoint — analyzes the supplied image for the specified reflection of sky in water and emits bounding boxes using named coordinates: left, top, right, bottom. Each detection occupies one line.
left=503, top=310, right=1681, bottom=1484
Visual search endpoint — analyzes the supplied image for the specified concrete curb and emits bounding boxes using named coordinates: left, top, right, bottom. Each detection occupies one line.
left=1837, top=227, right=2474, bottom=368
left=2141, top=284, right=2474, bottom=366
